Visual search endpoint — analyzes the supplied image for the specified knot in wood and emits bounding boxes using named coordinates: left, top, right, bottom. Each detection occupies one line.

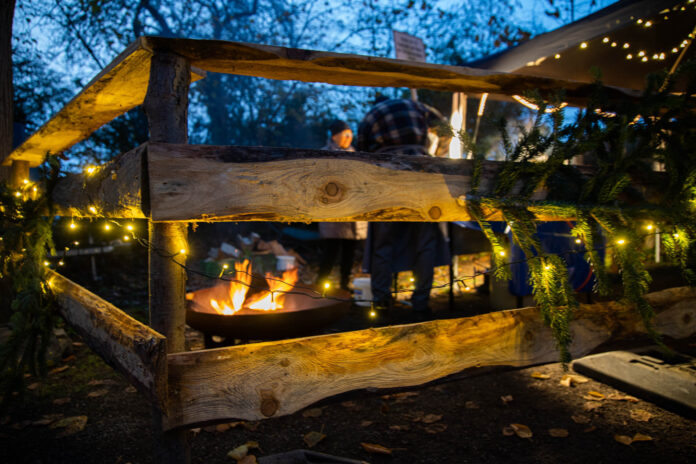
left=324, top=182, right=339, bottom=197
left=260, top=390, right=279, bottom=417
left=428, top=206, right=442, bottom=220
left=456, top=195, right=466, bottom=207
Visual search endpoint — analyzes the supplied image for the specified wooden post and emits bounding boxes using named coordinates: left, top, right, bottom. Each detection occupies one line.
left=9, top=160, right=29, bottom=188
left=143, top=50, right=191, bottom=464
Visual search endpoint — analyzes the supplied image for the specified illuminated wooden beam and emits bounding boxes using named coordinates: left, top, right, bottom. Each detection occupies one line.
left=165, top=286, right=696, bottom=429
left=48, top=270, right=167, bottom=410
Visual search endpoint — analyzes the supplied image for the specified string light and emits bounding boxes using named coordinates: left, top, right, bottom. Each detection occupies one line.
left=43, top=261, right=49, bottom=267
left=58, top=260, right=64, bottom=266
left=637, top=19, right=643, bottom=24
left=369, top=310, right=377, bottom=318
left=673, top=233, right=680, bottom=238
left=642, top=57, right=648, bottom=62
left=324, top=282, right=331, bottom=290
left=499, top=250, right=506, bottom=257
left=644, top=20, right=652, bottom=27
left=611, top=42, right=617, bottom=47
left=22, top=179, right=29, bottom=184
left=646, top=224, right=654, bottom=230
left=84, top=166, right=97, bottom=176
left=104, top=223, right=111, bottom=231
left=123, top=235, right=130, bottom=241
left=126, top=224, right=134, bottom=231
left=623, top=43, right=630, bottom=48
left=179, top=248, right=187, bottom=255
left=73, top=241, right=80, bottom=246
left=14, top=191, right=21, bottom=197
left=575, top=238, right=582, bottom=244
left=626, top=54, right=633, bottom=60
left=580, top=42, right=588, bottom=49
left=69, top=221, right=77, bottom=230
left=603, top=37, right=609, bottom=43
left=616, top=239, right=626, bottom=245
left=88, top=206, right=97, bottom=214
left=554, top=53, right=561, bottom=59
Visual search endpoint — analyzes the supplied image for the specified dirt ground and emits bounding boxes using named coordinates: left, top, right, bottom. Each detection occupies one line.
left=1, top=246, right=695, bottom=463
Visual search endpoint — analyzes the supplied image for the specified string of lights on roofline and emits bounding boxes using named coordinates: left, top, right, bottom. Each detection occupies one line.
left=550, top=1, right=696, bottom=64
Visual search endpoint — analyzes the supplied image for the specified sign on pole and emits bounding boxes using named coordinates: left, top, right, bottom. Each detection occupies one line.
left=393, top=30, right=426, bottom=101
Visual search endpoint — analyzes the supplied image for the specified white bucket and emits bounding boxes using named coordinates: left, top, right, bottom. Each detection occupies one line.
left=352, top=277, right=372, bottom=306
left=276, top=255, right=296, bottom=271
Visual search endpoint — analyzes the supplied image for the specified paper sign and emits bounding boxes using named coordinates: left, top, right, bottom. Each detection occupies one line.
left=393, top=30, right=426, bottom=62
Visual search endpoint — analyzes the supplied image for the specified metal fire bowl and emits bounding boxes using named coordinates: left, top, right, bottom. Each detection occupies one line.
left=186, top=284, right=351, bottom=341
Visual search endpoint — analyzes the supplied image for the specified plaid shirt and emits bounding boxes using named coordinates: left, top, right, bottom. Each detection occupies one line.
left=357, top=99, right=444, bottom=156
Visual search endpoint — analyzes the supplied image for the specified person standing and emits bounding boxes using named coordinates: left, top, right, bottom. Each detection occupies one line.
left=357, top=99, right=449, bottom=315
left=316, top=120, right=367, bottom=290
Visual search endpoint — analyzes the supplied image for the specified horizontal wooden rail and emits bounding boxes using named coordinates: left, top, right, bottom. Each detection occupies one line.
left=165, top=286, right=696, bottom=429
left=6, top=36, right=638, bottom=167
left=48, top=270, right=167, bottom=410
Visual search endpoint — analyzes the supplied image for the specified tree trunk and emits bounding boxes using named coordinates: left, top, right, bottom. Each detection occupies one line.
left=0, top=0, right=16, bottom=182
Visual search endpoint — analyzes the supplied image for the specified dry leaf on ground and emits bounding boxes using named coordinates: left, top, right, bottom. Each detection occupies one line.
left=360, top=420, right=373, bottom=427
left=27, top=383, right=40, bottom=391
left=50, top=416, right=87, bottom=437
left=303, top=431, right=326, bottom=448
left=87, top=389, right=108, bottom=398
left=501, top=395, right=514, bottom=405
left=531, top=372, right=551, bottom=380
left=302, top=408, right=323, bottom=418
left=583, top=402, right=602, bottom=411
left=465, top=401, right=479, bottom=409
left=583, top=426, right=597, bottom=433
left=389, top=425, right=409, bottom=431
left=571, top=414, right=591, bottom=424
left=630, top=409, right=653, bottom=422
left=425, top=423, right=448, bottom=434
left=560, top=374, right=589, bottom=387
left=382, top=391, right=419, bottom=402
left=607, top=393, right=639, bottom=403
left=615, top=434, right=633, bottom=445
left=361, top=443, right=392, bottom=455
left=510, top=423, right=533, bottom=439
left=53, top=397, right=71, bottom=406
left=583, top=391, right=605, bottom=401
left=502, top=426, right=515, bottom=436
left=421, top=414, right=442, bottom=424
left=124, top=386, right=137, bottom=393
left=227, top=441, right=260, bottom=460
left=632, top=433, right=653, bottom=442
left=548, top=428, right=569, bottom=438
left=49, top=365, right=69, bottom=375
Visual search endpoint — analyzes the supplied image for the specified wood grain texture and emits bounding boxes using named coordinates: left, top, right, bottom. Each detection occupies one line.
left=52, top=144, right=146, bottom=219
left=147, top=143, right=542, bottom=222
left=48, top=270, right=167, bottom=410
left=165, top=286, right=696, bottom=429
left=4, top=38, right=204, bottom=167
left=143, top=37, right=638, bottom=107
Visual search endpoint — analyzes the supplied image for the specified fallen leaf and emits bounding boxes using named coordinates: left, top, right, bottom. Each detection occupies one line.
left=421, top=414, right=442, bottom=424
left=510, top=423, right=533, bottom=439
left=72, top=342, right=84, bottom=347
left=548, top=428, right=569, bottom=438
left=389, top=425, right=409, bottom=431
left=302, top=408, right=323, bottom=418
left=303, top=431, right=326, bottom=448
left=531, top=372, right=551, bottom=380
left=361, top=420, right=373, bottom=427
left=124, top=386, right=137, bottom=394
left=583, top=402, right=602, bottom=411
left=630, top=409, right=653, bottom=422
left=62, top=355, right=76, bottom=363
left=614, top=434, right=633, bottom=446
left=583, top=391, right=605, bottom=401
left=238, top=456, right=257, bottom=464
left=49, top=365, right=69, bottom=375
left=50, top=416, right=87, bottom=437
left=27, top=382, right=40, bottom=391
left=227, top=441, right=260, bottom=460
left=501, top=395, right=514, bottom=405
left=53, top=397, right=71, bottom=406
left=408, top=411, right=426, bottom=422
left=560, top=374, right=588, bottom=387
left=607, top=393, right=639, bottom=403
left=583, top=425, right=597, bottom=433
left=361, top=443, right=392, bottom=455
left=465, top=401, right=479, bottom=409
left=88, top=379, right=117, bottom=386
left=571, top=414, right=591, bottom=424
left=632, top=433, right=653, bottom=442
left=425, top=423, right=447, bottom=434
left=382, top=391, right=419, bottom=401
left=502, top=426, right=515, bottom=436
left=87, top=389, right=108, bottom=398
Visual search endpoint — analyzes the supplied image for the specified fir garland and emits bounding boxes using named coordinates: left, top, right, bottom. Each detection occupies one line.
left=0, top=158, right=59, bottom=408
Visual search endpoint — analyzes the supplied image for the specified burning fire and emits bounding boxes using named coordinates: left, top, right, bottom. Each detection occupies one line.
left=209, top=260, right=298, bottom=315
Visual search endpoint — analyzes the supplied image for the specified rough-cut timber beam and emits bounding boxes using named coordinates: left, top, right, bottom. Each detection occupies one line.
left=48, top=270, right=167, bottom=410
left=147, top=143, right=540, bottom=222
left=143, top=37, right=637, bottom=107
left=52, top=144, right=146, bottom=219
left=165, top=286, right=696, bottom=430
left=3, top=38, right=204, bottom=167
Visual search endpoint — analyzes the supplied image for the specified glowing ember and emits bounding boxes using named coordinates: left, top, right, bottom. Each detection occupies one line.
left=207, top=260, right=298, bottom=315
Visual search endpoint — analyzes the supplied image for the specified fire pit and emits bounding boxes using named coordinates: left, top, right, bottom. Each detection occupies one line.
left=186, top=260, right=351, bottom=345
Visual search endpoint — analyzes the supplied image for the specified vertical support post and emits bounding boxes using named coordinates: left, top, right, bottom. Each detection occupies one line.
left=9, top=160, right=29, bottom=188
left=143, top=50, right=191, bottom=464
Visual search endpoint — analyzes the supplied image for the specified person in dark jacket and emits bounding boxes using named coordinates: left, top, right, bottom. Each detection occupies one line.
left=357, top=99, right=449, bottom=314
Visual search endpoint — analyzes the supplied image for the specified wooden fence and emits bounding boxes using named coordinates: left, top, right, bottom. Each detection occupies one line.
left=3, top=37, right=693, bottom=463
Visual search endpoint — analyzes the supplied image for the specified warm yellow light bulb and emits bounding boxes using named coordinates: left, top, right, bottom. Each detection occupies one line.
left=673, top=47, right=679, bottom=53
left=616, top=239, right=626, bottom=245
left=123, top=235, right=130, bottom=241
left=43, top=261, right=49, bottom=266
left=554, top=53, right=561, bottom=59
left=14, top=191, right=21, bottom=197
left=644, top=21, right=652, bottom=27
left=104, top=223, right=111, bottom=231
left=623, top=43, right=630, bottom=48
left=646, top=224, right=653, bottom=230
left=580, top=42, right=588, bottom=49
left=602, top=37, right=609, bottom=43
left=626, top=54, right=633, bottom=59
left=641, top=57, right=648, bottom=62
left=674, top=233, right=680, bottom=238
left=369, top=310, right=377, bottom=318
left=324, top=282, right=331, bottom=289
left=465, top=286, right=471, bottom=291
left=575, top=238, right=582, bottom=244
left=85, top=166, right=96, bottom=175
left=409, top=277, right=415, bottom=282
left=58, top=260, right=64, bottom=266
left=126, top=224, right=134, bottom=231
left=636, top=19, right=643, bottom=24
left=222, top=264, right=229, bottom=269
left=89, top=206, right=97, bottom=214
left=69, top=222, right=77, bottom=230
left=179, top=249, right=187, bottom=255
left=638, top=51, right=645, bottom=56
left=74, top=241, right=80, bottom=246
left=22, top=179, right=29, bottom=184
left=499, top=250, right=506, bottom=257
left=545, top=265, right=551, bottom=270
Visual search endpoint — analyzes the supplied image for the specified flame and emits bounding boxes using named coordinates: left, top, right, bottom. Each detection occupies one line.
left=209, top=259, right=252, bottom=316
left=207, top=260, right=299, bottom=315
left=246, top=268, right=299, bottom=311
